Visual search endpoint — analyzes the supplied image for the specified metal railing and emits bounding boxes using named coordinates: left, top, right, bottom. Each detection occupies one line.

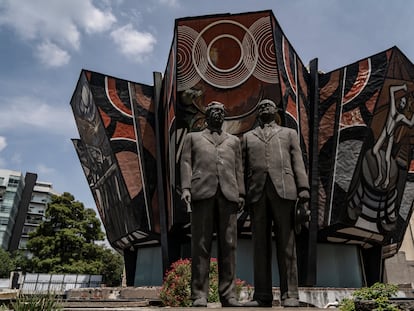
left=20, top=273, right=102, bottom=294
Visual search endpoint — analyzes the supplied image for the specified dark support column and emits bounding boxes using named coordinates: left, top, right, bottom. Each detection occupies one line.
left=153, top=71, right=170, bottom=274
left=123, top=248, right=138, bottom=286
left=361, top=246, right=383, bottom=286
left=303, top=58, right=320, bottom=286
left=8, top=172, right=37, bottom=251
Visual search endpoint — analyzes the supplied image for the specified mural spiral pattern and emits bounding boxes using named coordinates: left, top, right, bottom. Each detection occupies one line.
left=177, top=26, right=202, bottom=91
left=249, top=17, right=278, bottom=84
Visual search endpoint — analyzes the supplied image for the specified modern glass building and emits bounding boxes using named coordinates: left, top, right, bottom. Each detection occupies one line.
left=0, top=169, right=57, bottom=252
left=0, top=169, right=25, bottom=250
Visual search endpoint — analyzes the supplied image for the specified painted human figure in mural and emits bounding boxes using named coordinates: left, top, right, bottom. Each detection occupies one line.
left=373, top=84, right=414, bottom=189
left=180, top=101, right=245, bottom=308
left=242, top=99, right=310, bottom=308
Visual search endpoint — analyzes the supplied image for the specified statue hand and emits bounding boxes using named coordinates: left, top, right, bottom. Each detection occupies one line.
left=298, top=190, right=310, bottom=203
left=182, top=189, right=192, bottom=212
left=238, top=197, right=245, bottom=212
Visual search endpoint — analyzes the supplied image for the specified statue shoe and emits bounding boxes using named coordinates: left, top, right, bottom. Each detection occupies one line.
left=282, top=297, right=300, bottom=307
left=192, top=297, right=207, bottom=307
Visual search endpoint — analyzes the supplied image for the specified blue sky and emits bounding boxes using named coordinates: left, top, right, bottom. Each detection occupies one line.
left=1, top=0, right=414, bottom=222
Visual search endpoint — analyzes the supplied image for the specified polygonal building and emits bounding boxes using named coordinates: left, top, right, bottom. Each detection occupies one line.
left=70, top=10, right=414, bottom=287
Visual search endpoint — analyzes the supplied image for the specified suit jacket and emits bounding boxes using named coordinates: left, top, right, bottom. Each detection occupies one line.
left=242, top=122, right=309, bottom=203
left=180, top=129, right=245, bottom=202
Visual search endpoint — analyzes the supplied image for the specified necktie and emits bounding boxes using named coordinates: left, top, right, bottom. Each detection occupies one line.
left=264, top=124, right=271, bottom=139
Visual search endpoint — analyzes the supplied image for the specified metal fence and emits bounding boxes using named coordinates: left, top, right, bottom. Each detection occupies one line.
left=20, top=273, right=102, bottom=294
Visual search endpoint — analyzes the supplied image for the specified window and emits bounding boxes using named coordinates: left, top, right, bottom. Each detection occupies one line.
left=8, top=177, right=20, bottom=188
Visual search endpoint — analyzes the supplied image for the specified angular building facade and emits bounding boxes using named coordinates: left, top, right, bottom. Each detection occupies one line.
left=71, top=10, right=414, bottom=287
left=0, top=169, right=39, bottom=251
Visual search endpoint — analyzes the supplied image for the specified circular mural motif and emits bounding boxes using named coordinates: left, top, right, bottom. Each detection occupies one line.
left=192, top=20, right=258, bottom=89
left=177, top=17, right=278, bottom=90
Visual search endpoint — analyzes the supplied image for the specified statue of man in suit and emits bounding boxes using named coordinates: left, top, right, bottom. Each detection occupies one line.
left=242, top=99, right=310, bottom=308
left=180, top=101, right=245, bottom=308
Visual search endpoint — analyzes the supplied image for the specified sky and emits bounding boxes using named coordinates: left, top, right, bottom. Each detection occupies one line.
left=1, top=0, right=414, bottom=230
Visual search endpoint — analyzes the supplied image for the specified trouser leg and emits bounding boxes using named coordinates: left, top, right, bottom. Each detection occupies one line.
left=271, top=195, right=298, bottom=300
left=251, top=194, right=273, bottom=302
left=216, top=191, right=238, bottom=302
left=191, top=198, right=215, bottom=300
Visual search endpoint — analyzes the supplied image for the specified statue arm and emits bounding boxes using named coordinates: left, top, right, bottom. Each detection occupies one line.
left=235, top=137, right=245, bottom=212
left=290, top=130, right=310, bottom=193
left=180, top=134, right=193, bottom=206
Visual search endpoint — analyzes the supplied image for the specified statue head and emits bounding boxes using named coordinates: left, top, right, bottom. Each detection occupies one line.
left=257, top=99, right=277, bottom=124
left=206, top=101, right=225, bottom=130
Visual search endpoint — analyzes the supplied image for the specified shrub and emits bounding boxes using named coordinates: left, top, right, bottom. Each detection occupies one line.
left=159, top=258, right=246, bottom=307
left=339, top=282, right=399, bottom=311
left=11, top=293, right=62, bottom=311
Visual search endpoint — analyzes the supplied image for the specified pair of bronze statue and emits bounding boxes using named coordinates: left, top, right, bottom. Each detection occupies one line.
left=180, top=100, right=310, bottom=308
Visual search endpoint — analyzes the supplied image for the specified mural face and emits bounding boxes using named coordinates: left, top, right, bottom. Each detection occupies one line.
left=71, top=71, right=158, bottom=249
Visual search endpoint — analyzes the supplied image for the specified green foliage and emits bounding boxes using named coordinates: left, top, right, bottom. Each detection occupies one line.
left=11, top=293, right=62, bottom=311
left=159, top=258, right=246, bottom=307
left=26, top=192, right=123, bottom=286
left=0, top=248, right=14, bottom=278
left=0, top=249, right=30, bottom=277
left=339, top=282, right=400, bottom=311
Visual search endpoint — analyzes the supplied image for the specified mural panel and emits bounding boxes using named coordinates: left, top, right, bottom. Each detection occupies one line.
left=319, top=48, right=414, bottom=252
left=71, top=70, right=158, bottom=249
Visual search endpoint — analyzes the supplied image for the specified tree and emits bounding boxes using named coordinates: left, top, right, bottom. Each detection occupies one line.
left=0, top=248, right=14, bottom=278
left=27, top=192, right=123, bottom=286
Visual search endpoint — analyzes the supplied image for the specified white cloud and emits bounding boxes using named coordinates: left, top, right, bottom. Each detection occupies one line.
left=0, top=96, right=77, bottom=136
left=0, top=136, right=6, bottom=152
left=158, top=0, right=180, bottom=7
left=110, top=24, right=156, bottom=62
left=80, top=3, right=117, bottom=34
left=35, top=41, right=71, bottom=68
left=10, top=153, right=22, bottom=166
left=36, top=163, right=56, bottom=176
left=0, top=0, right=116, bottom=59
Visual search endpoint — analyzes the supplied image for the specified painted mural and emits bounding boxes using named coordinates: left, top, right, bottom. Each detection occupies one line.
left=71, top=70, right=158, bottom=249
left=318, top=48, right=414, bottom=251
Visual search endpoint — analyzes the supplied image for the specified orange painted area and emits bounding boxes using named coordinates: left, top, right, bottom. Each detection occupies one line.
left=135, top=85, right=154, bottom=112
left=410, top=160, right=414, bottom=173
left=116, top=151, right=142, bottom=198
left=138, top=116, right=156, bottom=158
left=299, top=99, right=309, bottom=155
left=343, top=59, right=370, bottom=104
left=319, top=103, right=337, bottom=150
left=341, top=108, right=365, bottom=128
left=107, top=78, right=133, bottom=116
left=113, top=121, right=136, bottom=140
left=286, top=95, right=297, bottom=122
left=298, top=60, right=308, bottom=96
left=98, top=107, right=111, bottom=128
left=168, top=102, right=175, bottom=130
left=283, top=36, right=297, bottom=94
left=85, top=70, right=92, bottom=81
left=320, top=71, right=340, bottom=101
